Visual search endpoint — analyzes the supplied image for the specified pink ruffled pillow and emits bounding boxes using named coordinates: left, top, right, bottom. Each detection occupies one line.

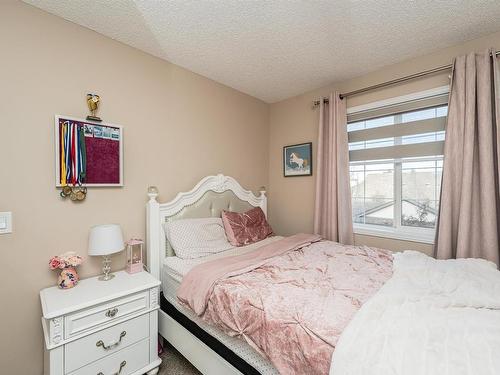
left=221, top=207, right=273, bottom=247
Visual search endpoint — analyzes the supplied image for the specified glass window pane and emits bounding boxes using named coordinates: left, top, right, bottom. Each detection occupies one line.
left=349, top=141, right=365, bottom=151
left=365, top=162, right=394, bottom=171
left=347, top=121, right=365, bottom=132
left=349, top=138, right=395, bottom=151
left=365, top=138, right=394, bottom=149
left=365, top=169, right=393, bottom=200
left=401, top=158, right=441, bottom=228
left=349, top=164, right=364, bottom=172
left=364, top=115, right=394, bottom=129
left=436, top=106, right=448, bottom=117
left=402, top=132, right=445, bottom=145
left=350, top=171, right=365, bottom=198
left=402, top=108, right=436, bottom=123
left=350, top=161, right=394, bottom=227
left=403, top=160, right=437, bottom=169
left=364, top=198, right=394, bottom=226
left=352, top=198, right=365, bottom=224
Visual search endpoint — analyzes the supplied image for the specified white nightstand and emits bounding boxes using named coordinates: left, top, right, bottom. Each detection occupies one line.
left=40, top=271, right=161, bottom=375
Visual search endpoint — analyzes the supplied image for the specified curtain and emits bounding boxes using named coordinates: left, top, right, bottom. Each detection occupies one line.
left=435, top=49, right=500, bottom=266
left=314, top=92, right=354, bottom=244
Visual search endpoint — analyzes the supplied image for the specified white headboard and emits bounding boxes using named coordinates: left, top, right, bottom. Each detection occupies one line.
left=146, top=174, right=267, bottom=282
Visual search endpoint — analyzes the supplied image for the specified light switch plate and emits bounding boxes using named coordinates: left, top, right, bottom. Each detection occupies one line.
left=0, top=212, right=12, bottom=234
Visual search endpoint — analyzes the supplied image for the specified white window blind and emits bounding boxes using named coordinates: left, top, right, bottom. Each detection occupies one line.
left=348, top=93, right=448, bottom=161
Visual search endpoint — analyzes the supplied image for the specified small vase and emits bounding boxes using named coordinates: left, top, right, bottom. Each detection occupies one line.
left=58, top=267, right=79, bottom=289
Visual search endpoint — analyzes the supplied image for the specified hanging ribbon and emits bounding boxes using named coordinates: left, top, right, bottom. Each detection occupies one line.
left=78, top=125, right=86, bottom=184
left=60, top=121, right=67, bottom=186
left=71, top=123, right=76, bottom=185
left=59, top=120, right=87, bottom=186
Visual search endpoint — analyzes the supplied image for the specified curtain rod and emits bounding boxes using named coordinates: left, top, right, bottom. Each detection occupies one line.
left=312, top=50, right=500, bottom=108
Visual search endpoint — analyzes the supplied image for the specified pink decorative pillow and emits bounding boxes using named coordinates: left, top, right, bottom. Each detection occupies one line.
left=221, top=207, right=273, bottom=247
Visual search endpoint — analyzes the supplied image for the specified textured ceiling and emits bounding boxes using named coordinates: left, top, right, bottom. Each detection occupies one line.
left=23, top=0, right=500, bottom=103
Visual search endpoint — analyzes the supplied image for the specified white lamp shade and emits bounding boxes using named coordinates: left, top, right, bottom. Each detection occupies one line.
left=88, top=224, right=124, bottom=256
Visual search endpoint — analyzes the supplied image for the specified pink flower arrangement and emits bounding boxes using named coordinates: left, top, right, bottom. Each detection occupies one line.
left=49, top=251, right=84, bottom=270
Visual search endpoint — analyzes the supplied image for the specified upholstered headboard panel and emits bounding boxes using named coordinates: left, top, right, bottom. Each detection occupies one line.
left=166, top=190, right=253, bottom=221
left=163, top=190, right=254, bottom=256
left=146, top=175, right=267, bottom=280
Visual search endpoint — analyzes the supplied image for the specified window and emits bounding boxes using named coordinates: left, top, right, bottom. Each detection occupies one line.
left=347, top=94, right=448, bottom=243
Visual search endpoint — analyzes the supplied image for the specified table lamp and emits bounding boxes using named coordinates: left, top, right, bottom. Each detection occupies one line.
left=88, top=224, right=124, bottom=281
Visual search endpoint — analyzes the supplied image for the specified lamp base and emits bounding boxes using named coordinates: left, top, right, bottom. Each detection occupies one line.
left=98, top=255, right=115, bottom=281
left=98, top=273, right=115, bottom=281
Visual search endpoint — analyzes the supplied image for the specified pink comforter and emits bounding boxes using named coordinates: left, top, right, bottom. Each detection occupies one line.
left=177, top=234, right=393, bottom=374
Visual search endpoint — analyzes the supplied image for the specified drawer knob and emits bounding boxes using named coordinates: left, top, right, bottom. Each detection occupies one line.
left=105, top=307, right=118, bottom=318
left=97, top=360, right=126, bottom=375
left=96, top=331, right=126, bottom=350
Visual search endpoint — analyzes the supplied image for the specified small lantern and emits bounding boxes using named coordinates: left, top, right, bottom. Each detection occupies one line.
left=126, top=238, right=144, bottom=274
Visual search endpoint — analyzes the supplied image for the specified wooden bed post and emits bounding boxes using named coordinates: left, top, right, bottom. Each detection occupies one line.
left=259, top=188, right=267, bottom=217
left=146, top=186, right=161, bottom=281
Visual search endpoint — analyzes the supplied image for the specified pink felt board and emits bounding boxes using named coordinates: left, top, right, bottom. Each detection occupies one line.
left=85, top=136, right=120, bottom=184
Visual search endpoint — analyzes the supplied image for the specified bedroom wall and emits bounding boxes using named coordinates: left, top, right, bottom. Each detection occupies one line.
left=0, top=2, right=269, bottom=374
left=267, top=30, right=500, bottom=256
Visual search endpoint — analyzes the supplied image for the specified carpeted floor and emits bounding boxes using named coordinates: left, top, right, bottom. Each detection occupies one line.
left=159, top=342, right=202, bottom=375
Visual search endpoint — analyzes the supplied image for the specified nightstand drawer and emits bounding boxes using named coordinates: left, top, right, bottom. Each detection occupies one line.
left=68, top=338, right=149, bottom=375
left=65, top=313, right=149, bottom=373
left=64, top=291, right=149, bottom=339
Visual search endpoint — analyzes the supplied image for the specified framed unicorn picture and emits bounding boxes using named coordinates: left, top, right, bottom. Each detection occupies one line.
left=283, top=142, right=312, bottom=177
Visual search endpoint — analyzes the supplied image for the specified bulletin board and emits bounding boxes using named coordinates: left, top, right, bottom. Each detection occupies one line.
left=54, top=115, right=124, bottom=187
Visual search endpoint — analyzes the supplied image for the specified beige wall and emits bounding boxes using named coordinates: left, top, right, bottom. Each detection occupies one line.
left=0, top=2, right=268, bottom=373
left=268, top=30, right=500, bottom=255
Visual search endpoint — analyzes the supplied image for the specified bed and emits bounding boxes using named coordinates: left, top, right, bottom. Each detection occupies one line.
left=146, top=174, right=500, bottom=375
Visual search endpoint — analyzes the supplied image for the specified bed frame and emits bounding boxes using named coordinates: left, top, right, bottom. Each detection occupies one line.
left=146, top=174, right=267, bottom=375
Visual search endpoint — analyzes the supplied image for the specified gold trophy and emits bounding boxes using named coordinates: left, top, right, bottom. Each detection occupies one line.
left=86, top=93, right=102, bottom=122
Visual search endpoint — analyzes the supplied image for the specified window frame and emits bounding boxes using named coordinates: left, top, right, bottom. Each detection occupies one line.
left=347, top=87, right=449, bottom=244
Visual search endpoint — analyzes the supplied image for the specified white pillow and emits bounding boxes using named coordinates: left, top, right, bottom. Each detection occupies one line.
left=164, top=217, right=234, bottom=259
